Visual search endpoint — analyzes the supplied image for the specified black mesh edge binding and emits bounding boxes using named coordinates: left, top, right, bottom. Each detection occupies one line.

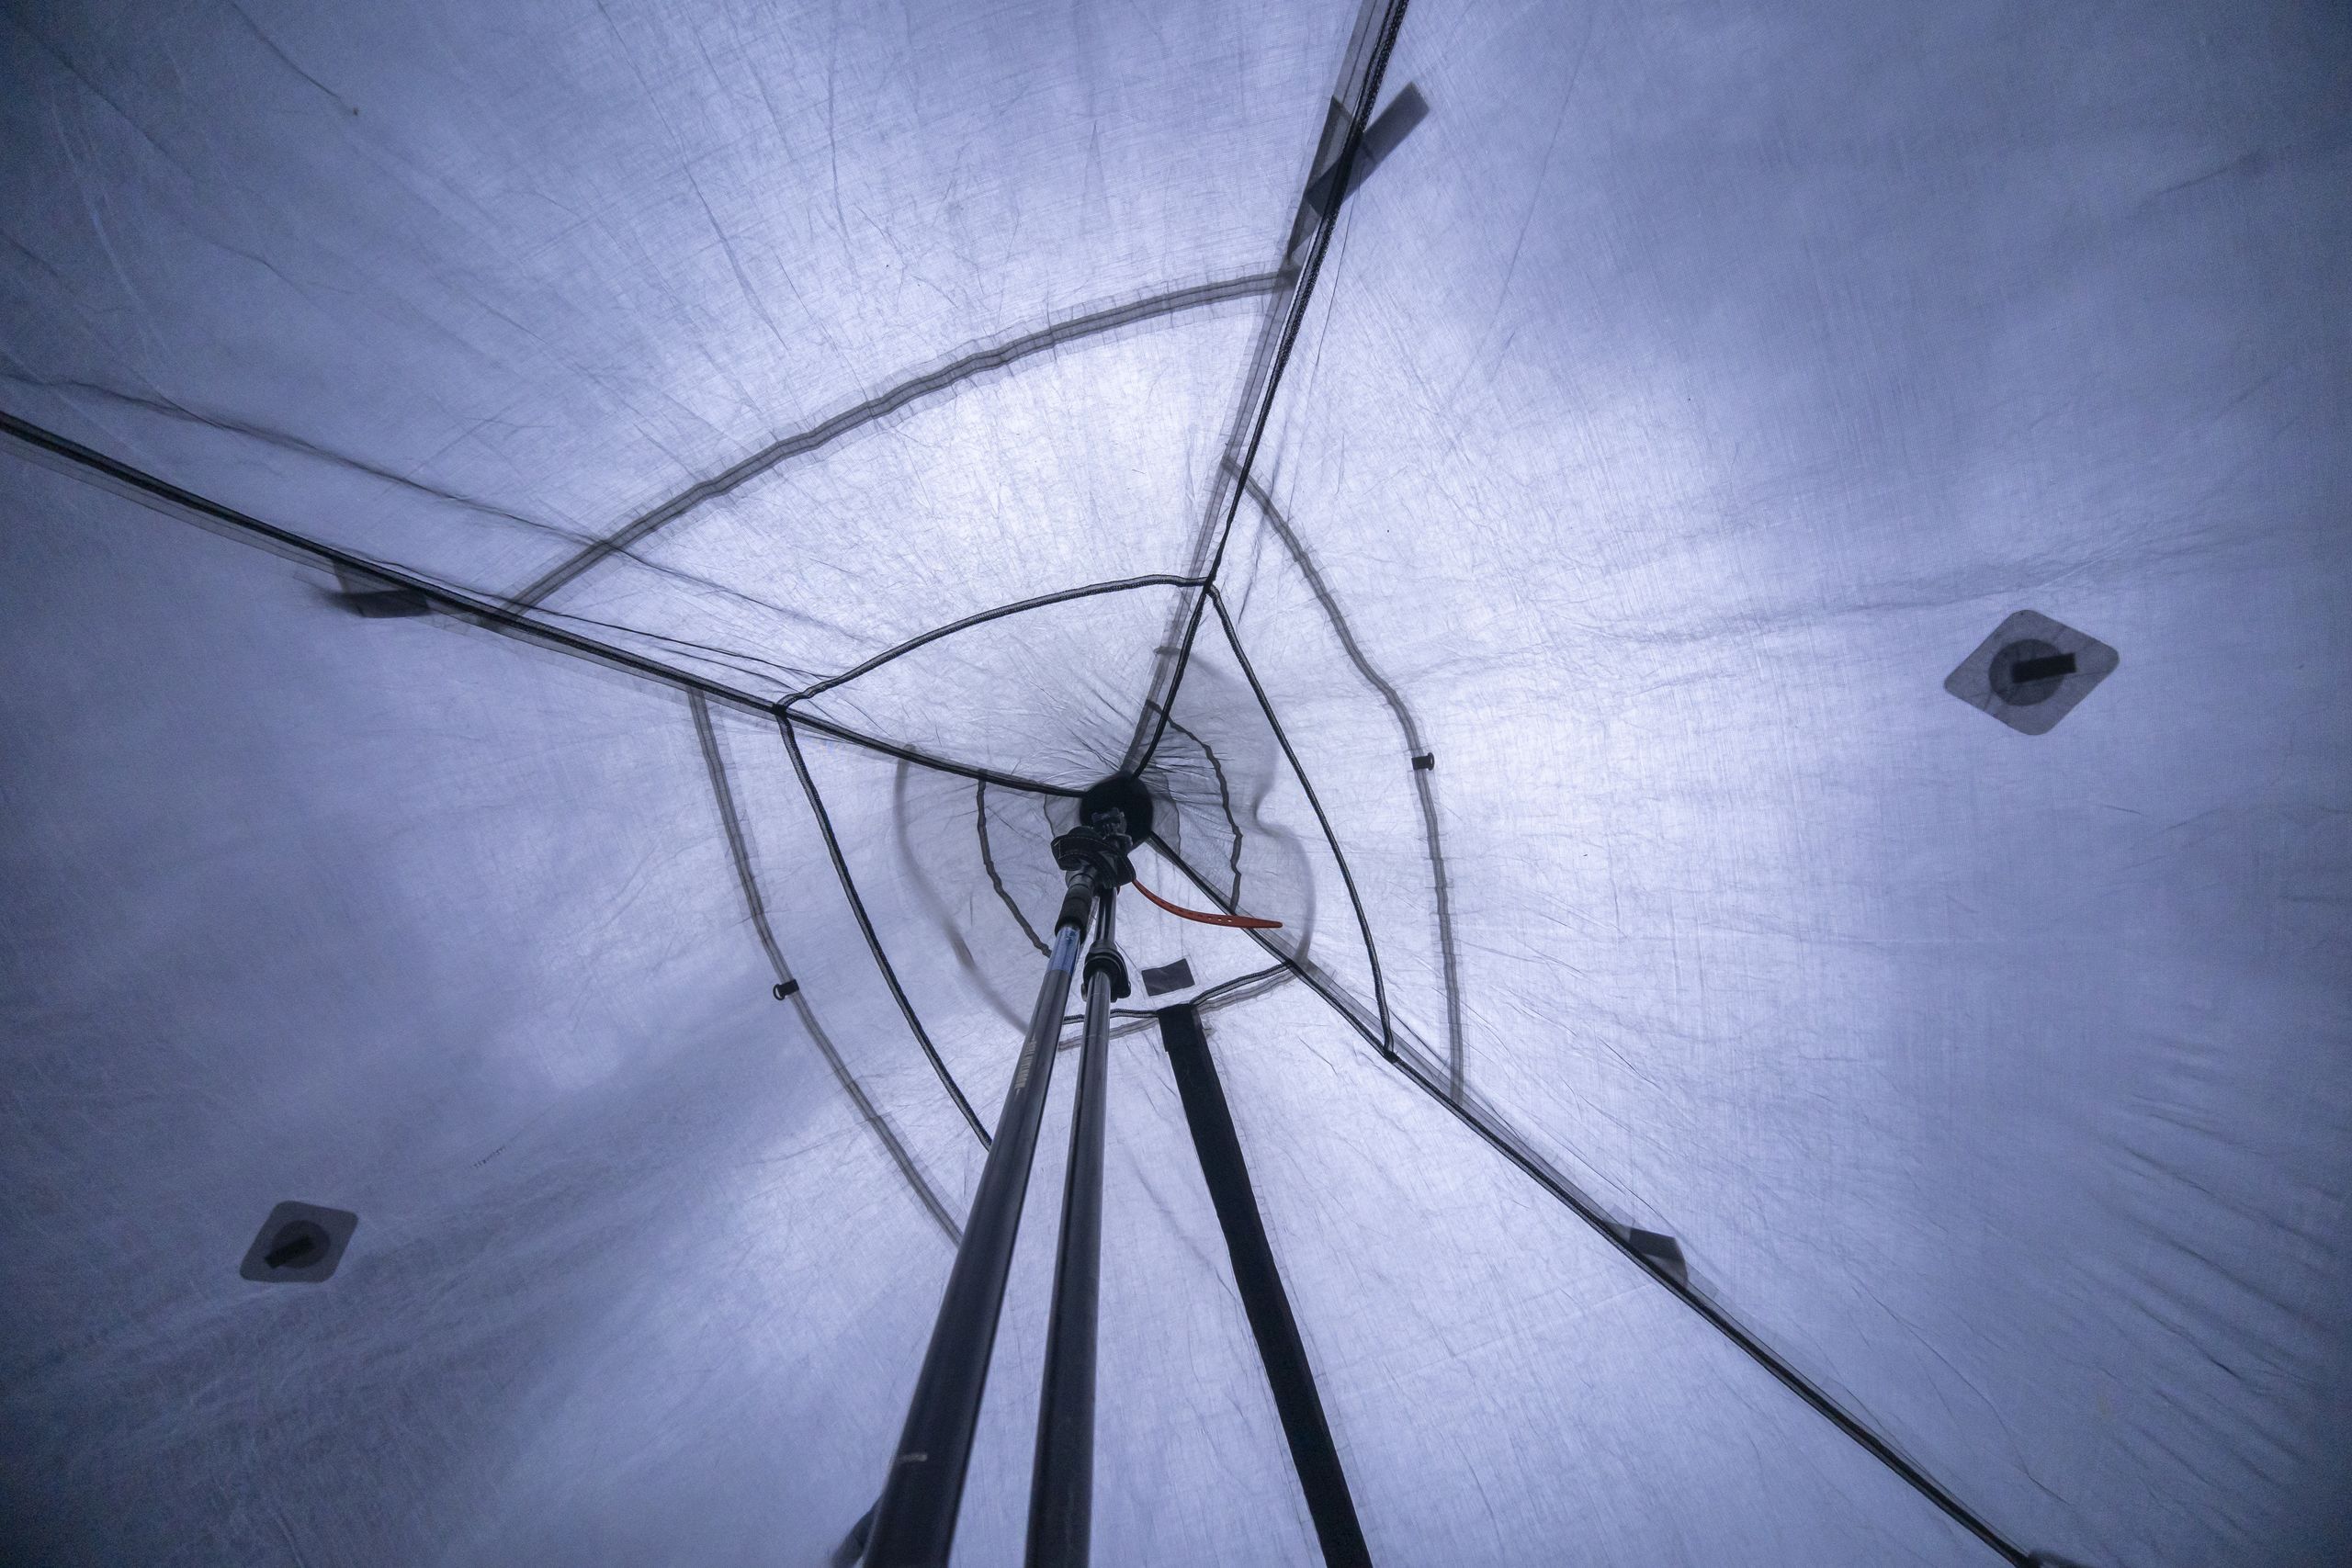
left=775, top=710, right=989, bottom=1148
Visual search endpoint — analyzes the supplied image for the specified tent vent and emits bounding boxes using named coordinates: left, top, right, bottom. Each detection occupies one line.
left=1626, top=1228, right=1688, bottom=1285
left=1944, top=610, right=2119, bottom=735
left=329, top=564, right=431, bottom=618
left=239, top=1201, right=358, bottom=1284
left=1411, top=752, right=1435, bottom=772
left=773, top=978, right=800, bottom=1000
left=1140, top=958, right=1195, bottom=997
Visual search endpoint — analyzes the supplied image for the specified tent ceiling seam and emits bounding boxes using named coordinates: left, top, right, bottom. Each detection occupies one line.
left=785, top=573, right=1206, bottom=707
left=0, top=409, right=775, bottom=718
left=1202, top=586, right=1396, bottom=1051
left=786, top=707, right=1082, bottom=798
left=504, top=273, right=1285, bottom=613
left=775, top=710, right=990, bottom=1148
left=690, top=692, right=961, bottom=1242
left=0, top=408, right=1085, bottom=803
left=1388, top=1047, right=2039, bottom=1568
left=1236, top=471, right=1467, bottom=1094
left=774, top=573, right=1215, bottom=797
left=0, top=403, right=1153, bottom=813
left=1121, top=0, right=1417, bottom=773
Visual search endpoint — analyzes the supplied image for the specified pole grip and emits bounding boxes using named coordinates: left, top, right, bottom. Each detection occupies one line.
left=1055, top=877, right=1095, bottom=934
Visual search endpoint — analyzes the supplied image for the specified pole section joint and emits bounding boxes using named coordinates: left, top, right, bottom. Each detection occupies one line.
left=1081, top=883, right=1130, bottom=1001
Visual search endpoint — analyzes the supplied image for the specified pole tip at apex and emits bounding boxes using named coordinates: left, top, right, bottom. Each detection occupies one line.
left=1077, top=773, right=1156, bottom=843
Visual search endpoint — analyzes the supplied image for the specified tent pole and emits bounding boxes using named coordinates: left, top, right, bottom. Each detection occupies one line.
left=1159, top=1003, right=1374, bottom=1568
left=863, top=894, right=1092, bottom=1568
left=864, top=802, right=1139, bottom=1568
left=1026, top=880, right=1128, bottom=1568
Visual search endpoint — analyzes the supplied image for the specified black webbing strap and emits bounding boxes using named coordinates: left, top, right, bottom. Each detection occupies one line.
left=1157, top=1004, right=1372, bottom=1568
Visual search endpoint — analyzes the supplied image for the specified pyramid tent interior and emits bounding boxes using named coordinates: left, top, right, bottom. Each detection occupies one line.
left=3, top=1, right=2348, bottom=1564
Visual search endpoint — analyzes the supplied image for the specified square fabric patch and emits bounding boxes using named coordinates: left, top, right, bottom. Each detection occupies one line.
left=1944, top=610, right=2119, bottom=736
left=240, top=1200, right=359, bottom=1283
left=1139, top=957, right=1196, bottom=997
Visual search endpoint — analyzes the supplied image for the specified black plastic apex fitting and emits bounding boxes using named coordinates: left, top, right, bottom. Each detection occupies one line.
left=1076, top=773, right=1155, bottom=845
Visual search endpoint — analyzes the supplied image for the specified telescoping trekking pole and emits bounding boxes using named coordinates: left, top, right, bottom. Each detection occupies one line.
left=1026, top=811, right=1132, bottom=1568
left=861, top=778, right=1142, bottom=1568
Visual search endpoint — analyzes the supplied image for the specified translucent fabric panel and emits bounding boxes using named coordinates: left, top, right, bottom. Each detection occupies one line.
left=0, top=0, right=1348, bottom=589
left=1237, top=2, right=2352, bottom=1563
left=7, top=0, right=2345, bottom=1563
left=1200, top=981, right=1987, bottom=1567
left=0, top=450, right=962, bottom=1562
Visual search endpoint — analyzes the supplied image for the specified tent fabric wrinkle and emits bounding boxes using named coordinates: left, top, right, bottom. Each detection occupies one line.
left=4, top=1, right=2348, bottom=1566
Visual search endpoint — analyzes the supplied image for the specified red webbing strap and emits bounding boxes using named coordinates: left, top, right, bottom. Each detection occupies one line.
left=1130, top=877, right=1283, bottom=931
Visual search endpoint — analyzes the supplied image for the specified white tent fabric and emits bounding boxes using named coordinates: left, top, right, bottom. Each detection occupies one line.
left=3, top=2, right=2346, bottom=1565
